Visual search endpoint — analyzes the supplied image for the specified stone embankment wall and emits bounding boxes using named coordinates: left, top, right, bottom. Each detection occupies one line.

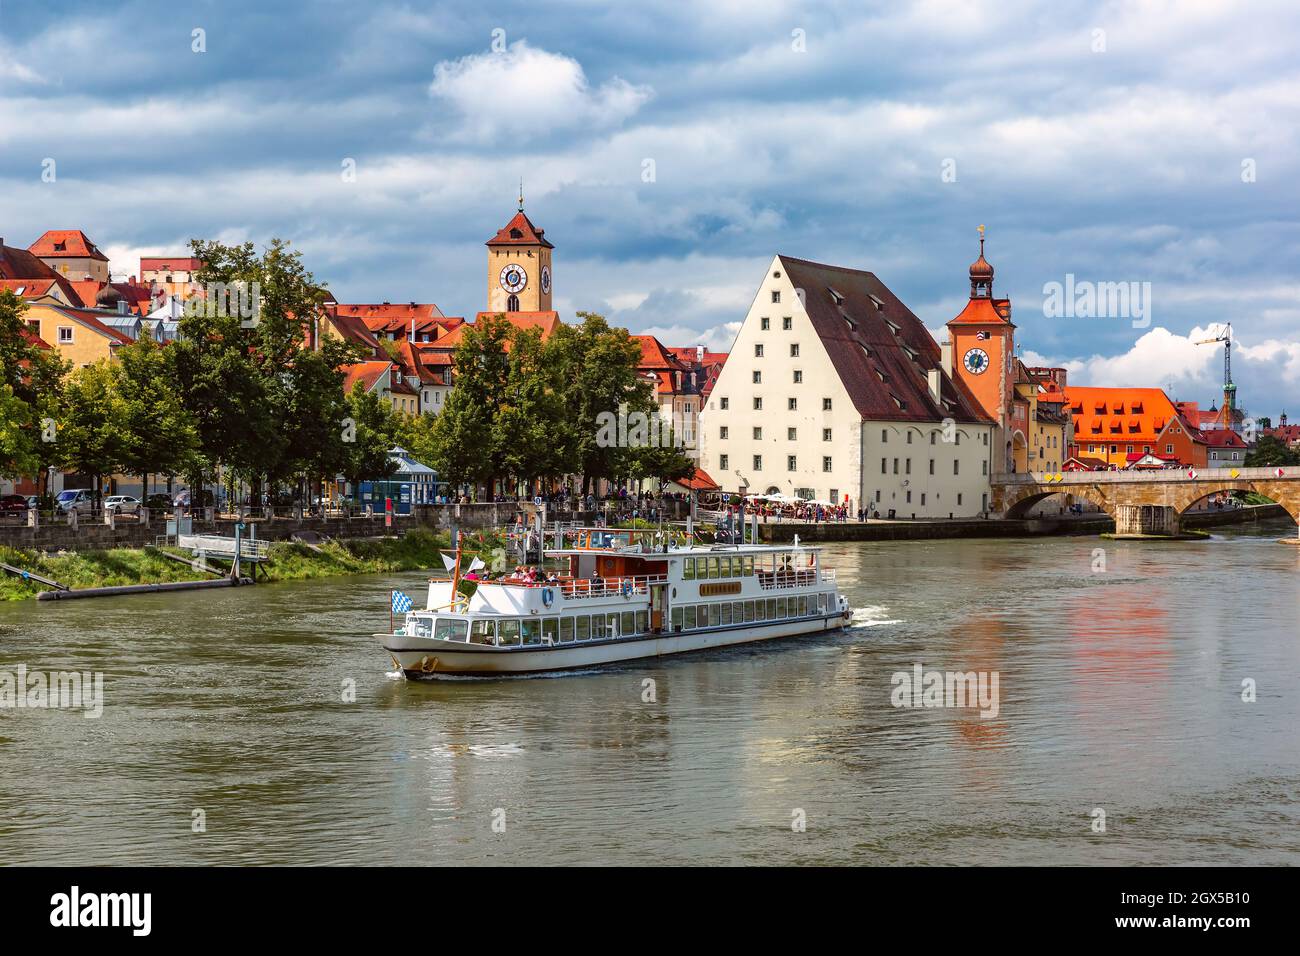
left=0, top=502, right=607, bottom=553
left=758, top=503, right=1287, bottom=543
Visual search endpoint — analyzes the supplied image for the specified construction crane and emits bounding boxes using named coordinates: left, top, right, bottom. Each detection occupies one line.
left=1195, top=323, right=1235, bottom=426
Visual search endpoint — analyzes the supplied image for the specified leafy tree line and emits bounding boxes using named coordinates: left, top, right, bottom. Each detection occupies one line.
left=2, top=240, right=693, bottom=507
left=409, top=311, right=694, bottom=497
left=0, top=242, right=400, bottom=506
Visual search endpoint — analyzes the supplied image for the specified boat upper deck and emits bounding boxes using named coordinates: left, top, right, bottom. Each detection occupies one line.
left=543, top=526, right=822, bottom=558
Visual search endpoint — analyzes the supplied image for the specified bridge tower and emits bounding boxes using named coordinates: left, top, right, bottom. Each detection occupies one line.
left=946, top=226, right=1017, bottom=471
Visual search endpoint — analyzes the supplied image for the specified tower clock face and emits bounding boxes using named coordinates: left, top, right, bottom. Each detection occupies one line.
left=499, top=264, right=527, bottom=294
left=963, top=347, right=990, bottom=375
left=540, top=264, right=551, bottom=294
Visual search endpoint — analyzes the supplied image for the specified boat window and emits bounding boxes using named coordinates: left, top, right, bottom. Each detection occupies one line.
left=603, top=615, right=619, bottom=640
left=683, top=559, right=695, bottom=580
left=799, top=596, right=808, bottom=615
left=743, top=601, right=755, bottom=623
left=542, top=618, right=559, bottom=645
left=559, top=617, right=574, bottom=643
left=435, top=618, right=469, bottom=643
left=766, top=598, right=777, bottom=619
left=708, top=557, right=720, bottom=580
left=743, top=556, right=755, bottom=576
left=683, top=606, right=696, bottom=629
left=755, top=599, right=766, bottom=622
left=470, top=619, right=496, bottom=645
left=576, top=616, right=590, bottom=641
left=721, top=602, right=732, bottom=625
left=720, top=556, right=732, bottom=578
left=521, top=620, right=540, bottom=646
left=706, top=603, right=719, bottom=626
left=498, top=620, right=521, bottom=647
left=635, top=610, right=649, bottom=633
left=621, top=611, right=635, bottom=635
left=777, top=597, right=788, bottom=617
left=671, top=606, right=684, bottom=630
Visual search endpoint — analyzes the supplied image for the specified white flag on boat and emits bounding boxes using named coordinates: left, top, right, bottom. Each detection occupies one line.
left=466, top=556, right=486, bottom=573
left=440, top=552, right=457, bottom=572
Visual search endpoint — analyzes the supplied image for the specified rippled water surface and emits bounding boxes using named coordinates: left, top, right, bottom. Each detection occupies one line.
left=2, top=522, right=1298, bottom=865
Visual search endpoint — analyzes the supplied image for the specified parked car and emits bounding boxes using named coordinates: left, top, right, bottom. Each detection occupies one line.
left=173, top=489, right=215, bottom=508
left=55, top=489, right=95, bottom=514
left=0, top=493, right=29, bottom=515
left=104, top=495, right=141, bottom=515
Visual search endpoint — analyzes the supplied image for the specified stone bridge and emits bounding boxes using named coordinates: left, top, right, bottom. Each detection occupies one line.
left=992, top=466, right=1300, bottom=536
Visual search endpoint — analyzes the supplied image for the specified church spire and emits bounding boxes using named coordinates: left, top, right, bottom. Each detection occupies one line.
left=969, top=223, right=994, bottom=298
left=518, top=178, right=524, bottom=212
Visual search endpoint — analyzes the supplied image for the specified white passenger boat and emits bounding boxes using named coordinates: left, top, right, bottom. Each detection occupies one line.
left=376, top=528, right=851, bottom=677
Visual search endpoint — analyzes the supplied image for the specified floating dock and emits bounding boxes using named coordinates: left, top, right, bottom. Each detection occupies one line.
left=36, top=578, right=254, bottom=601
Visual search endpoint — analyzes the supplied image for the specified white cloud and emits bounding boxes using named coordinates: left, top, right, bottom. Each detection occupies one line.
left=428, top=41, right=652, bottom=142
left=1028, top=325, right=1300, bottom=416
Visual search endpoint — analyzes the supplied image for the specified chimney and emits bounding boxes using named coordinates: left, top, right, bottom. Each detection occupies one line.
left=941, top=339, right=953, bottom=376
left=927, top=367, right=942, bottom=404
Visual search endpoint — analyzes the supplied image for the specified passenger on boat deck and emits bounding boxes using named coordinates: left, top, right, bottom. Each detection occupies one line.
left=546, top=571, right=560, bottom=583
left=465, top=570, right=480, bottom=581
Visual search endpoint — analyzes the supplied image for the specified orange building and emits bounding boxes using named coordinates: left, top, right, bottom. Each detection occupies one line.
left=1065, top=387, right=1208, bottom=468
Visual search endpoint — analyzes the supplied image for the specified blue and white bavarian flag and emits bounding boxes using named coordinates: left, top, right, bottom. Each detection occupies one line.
left=391, top=590, right=413, bottom=614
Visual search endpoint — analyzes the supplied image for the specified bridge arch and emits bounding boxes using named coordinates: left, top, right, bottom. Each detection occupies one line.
left=1001, top=486, right=1114, bottom=519
left=1174, top=482, right=1300, bottom=522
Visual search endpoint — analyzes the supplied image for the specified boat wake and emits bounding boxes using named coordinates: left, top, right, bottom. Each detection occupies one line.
left=850, top=605, right=901, bottom=627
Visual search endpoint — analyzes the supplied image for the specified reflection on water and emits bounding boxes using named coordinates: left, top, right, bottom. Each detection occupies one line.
left=1, top=522, right=1297, bottom=865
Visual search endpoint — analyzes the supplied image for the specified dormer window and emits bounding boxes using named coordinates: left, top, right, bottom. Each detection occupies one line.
left=868, top=294, right=885, bottom=311
left=828, top=287, right=844, bottom=305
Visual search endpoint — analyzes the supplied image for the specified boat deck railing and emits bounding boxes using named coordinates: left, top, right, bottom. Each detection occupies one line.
left=758, top=569, right=828, bottom=590
left=475, top=574, right=668, bottom=600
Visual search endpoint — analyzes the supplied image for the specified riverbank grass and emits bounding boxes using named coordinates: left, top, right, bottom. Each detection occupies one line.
left=0, top=529, right=502, bottom=601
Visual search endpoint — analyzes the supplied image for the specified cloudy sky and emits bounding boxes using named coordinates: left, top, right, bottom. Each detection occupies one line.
left=3, top=0, right=1298, bottom=416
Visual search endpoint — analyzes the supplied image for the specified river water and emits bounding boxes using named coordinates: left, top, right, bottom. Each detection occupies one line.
left=2, top=521, right=1297, bottom=866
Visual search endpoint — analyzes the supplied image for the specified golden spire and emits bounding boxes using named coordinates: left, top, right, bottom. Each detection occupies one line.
left=518, top=178, right=524, bottom=212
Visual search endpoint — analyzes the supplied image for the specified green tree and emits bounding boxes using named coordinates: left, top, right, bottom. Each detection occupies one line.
left=342, top=382, right=400, bottom=496
left=1245, top=434, right=1300, bottom=467
left=0, top=289, right=69, bottom=493
left=58, top=361, right=127, bottom=503
left=423, top=315, right=512, bottom=493
left=0, top=384, right=38, bottom=480
left=116, top=336, right=199, bottom=497
left=549, top=312, right=655, bottom=494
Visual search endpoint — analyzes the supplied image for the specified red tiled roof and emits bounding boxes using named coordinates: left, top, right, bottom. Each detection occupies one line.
left=676, top=468, right=720, bottom=491
left=341, top=361, right=391, bottom=395
left=334, top=301, right=445, bottom=322
left=436, top=311, right=562, bottom=347
left=46, top=306, right=135, bottom=345
left=776, top=255, right=991, bottom=424
left=0, top=278, right=58, bottom=298
left=67, top=280, right=102, bottom=308
left=485, top=210, right=553, bottom=249
left=139, top=256, right=203, bottom=272
left=28, top=229, right=107, bottom=260
left=949, top=295, right=1014, bottom=326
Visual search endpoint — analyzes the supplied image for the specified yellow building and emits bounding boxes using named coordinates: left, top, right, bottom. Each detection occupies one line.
left=485, top=193, right=553, bottom=314
left=22, top=302, right=133, bottom=367
left=28, top=230, right=110, bottom=282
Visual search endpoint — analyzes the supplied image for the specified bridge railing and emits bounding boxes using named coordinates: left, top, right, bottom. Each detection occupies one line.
left=992, top=466, right=1294, bottom=485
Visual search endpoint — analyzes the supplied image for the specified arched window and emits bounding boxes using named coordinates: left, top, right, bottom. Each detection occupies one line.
left=507, top=294, right=519, bottom=312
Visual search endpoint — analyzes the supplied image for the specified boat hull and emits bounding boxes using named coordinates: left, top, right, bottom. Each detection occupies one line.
left=378, top=611, right=850, bottom=677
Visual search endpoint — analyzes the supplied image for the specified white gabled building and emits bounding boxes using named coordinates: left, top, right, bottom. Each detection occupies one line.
left=698, top=255, right=997, bottom=518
